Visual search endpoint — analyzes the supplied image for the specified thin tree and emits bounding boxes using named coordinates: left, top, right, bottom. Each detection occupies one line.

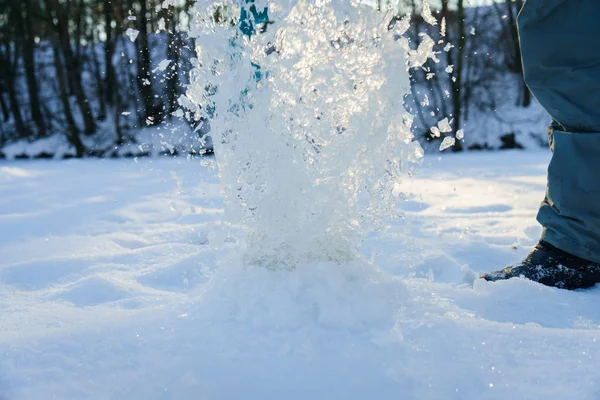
left=0, top=41, right=29, bottom=138
left=16, top=0, right=47, bottom=137
left=136, top=0, right=155, bottom=123
left=441, top=0, right=464, bottom=151
left=44, top=0, right=97, bottom=135
left=51, top=45, right=86, bottom=157
left=494, top=0, right=530, bottom=107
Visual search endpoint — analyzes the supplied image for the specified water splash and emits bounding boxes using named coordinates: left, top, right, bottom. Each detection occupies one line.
left=184, top=0, right=423, bottom=268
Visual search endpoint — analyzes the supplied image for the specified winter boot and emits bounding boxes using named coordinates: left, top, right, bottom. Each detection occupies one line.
left=481, top=240, right=600, bottom=290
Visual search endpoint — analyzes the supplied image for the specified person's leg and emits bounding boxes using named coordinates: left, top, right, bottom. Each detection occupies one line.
left=519, top=0, right=600, bottom=263
left=482, top=0, right=600, bottom=289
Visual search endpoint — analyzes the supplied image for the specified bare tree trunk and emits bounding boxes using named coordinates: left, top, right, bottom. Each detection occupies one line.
left=91, top=27, right=107, bottom=121
left=136, top=0, right=155, bottom=123
left=166, top=10, right=179, bottom=118
left=442, top=0, right=464, bottom=151
left=52, top=45, right=85, bottom=157
left=45, top=0, right=96, bottom=135
left=508, top=0, right=530, bottom=107
left=5, top=81, right=28, bottom=138
left=497, top=0, right=530, bottom=107
left=521, top=76, right=531, bottom=106
left=0, top=82, right=10, bottom=122
left=0, top=42, right=29, bottom=138
left=405, top=0, right=429, bottom=131
left=19, top=0, right=46, bottom=137
left=114, top=93, right=125, bottom=145
left=451, top=0, right=465, bottom=151
left=104, top=0, right=117, bottom=108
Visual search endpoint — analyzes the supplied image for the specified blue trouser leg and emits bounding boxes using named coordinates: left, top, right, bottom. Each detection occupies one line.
left=239, top=0, right=269, bottom=38
left=518, top=0, right=600, bottom=263
left=239, top=0, right=269, bottom=81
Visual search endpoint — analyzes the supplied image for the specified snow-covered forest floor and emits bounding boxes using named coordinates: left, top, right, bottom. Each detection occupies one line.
left=2, top=152, right=600, bottom=399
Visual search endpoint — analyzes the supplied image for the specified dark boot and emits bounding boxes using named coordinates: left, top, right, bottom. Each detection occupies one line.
left=481, top=240, right=600, bottom=290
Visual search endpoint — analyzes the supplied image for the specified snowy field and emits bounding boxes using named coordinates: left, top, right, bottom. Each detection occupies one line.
left=2, top=152, right=600, bottom=399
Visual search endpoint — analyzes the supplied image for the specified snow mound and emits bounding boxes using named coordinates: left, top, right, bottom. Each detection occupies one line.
left=199, top=260, right=407, bottom=331
left=2, top=156, right=600, bottom=399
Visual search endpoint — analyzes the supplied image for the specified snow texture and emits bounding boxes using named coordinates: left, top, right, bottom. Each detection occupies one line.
left=1, top=118, right=210, bottom=159
left=2, top=153, right=600, bottom=399
left=1, top=2, right=597, bottom=399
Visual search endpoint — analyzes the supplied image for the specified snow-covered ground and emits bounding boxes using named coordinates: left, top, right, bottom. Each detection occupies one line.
left=2, top=152, right=600, bottom=399
left=0, top=118, right=212, bottom=160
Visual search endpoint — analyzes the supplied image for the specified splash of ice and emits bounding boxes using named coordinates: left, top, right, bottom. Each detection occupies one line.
left=184, top=0, right=424, bottom=268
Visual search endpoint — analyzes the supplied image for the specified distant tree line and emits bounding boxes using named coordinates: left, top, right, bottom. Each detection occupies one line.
left=398, top=0, right=532, bottom=151
left=0, top=0, right=193, bottom=157
left=0, top=0, right=532, bottom=156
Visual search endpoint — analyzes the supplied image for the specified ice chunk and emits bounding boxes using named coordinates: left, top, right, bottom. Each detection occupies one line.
left=393, top=15, right=411, bottom=36
left=153, top=59, right=171, bottom=73
left=158, top=17, right=166, bottom=32
left=408, top=33, right=437, bottom=68
left=421, top=1, right=437, bottom=26
left=125, top=28, right=139, bottom=42
left=445, top=65, right=454, bottom=73
left=439, top=136, right=456, bottom=151
left=456, top=129, right=464, bottom=140
left=438, top=118, right=452, bottom=133
left=430, top=126, right=441, bottom=138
